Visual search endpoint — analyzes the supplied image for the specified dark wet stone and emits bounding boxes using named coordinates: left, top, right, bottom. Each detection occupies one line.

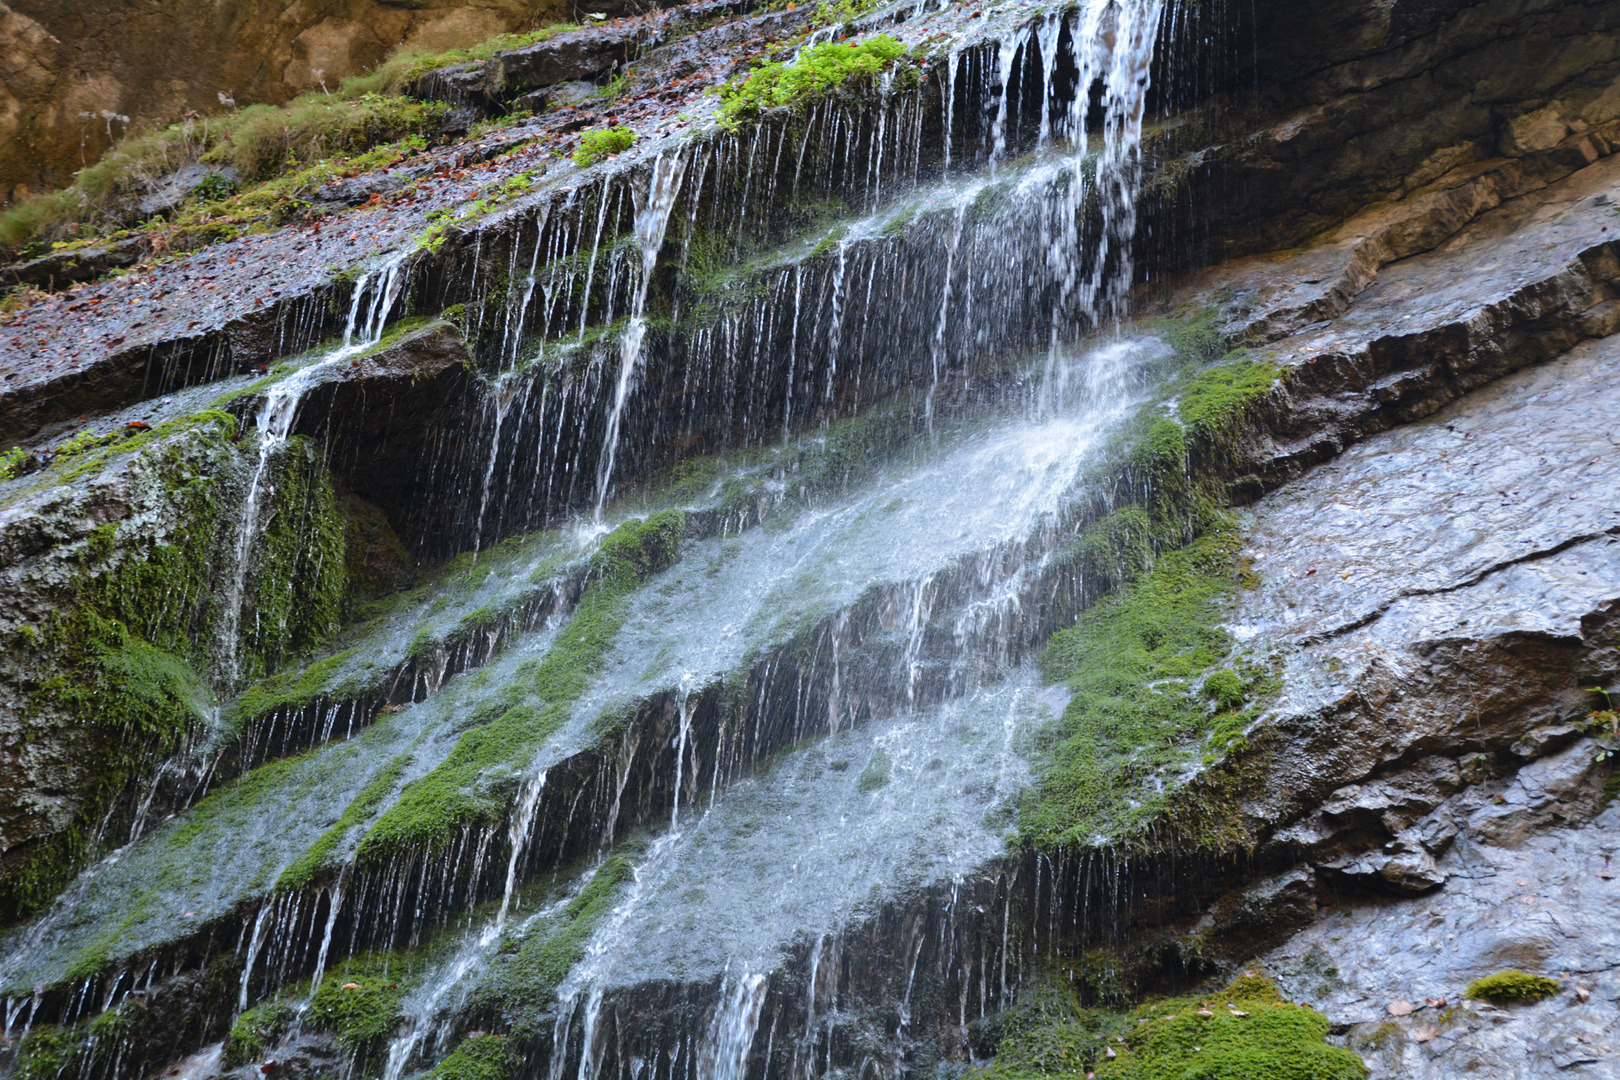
left=4, top=235, right=146, bottom=289
left=488, top=23, right=644, bottom=97
left=408, top=60, right=491, bottom=109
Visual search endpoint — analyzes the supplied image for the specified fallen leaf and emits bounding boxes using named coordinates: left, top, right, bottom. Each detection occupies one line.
left=342, top=982, right=360, bottom=990
left=1387, top=1001, right=1419, bottom=1016
left=1577, top=986, right=1592, bottom=1003
left=1424, top=997, right=1446, bottom=1009
left=1411, top=1026, right=1439, bottom=1043
left=1229, top=1009, right=1250, bottom=1017
left=1105, top=1047, right=1116, bottom=1059
left=1196, top=1008, right=1214, bottom=1017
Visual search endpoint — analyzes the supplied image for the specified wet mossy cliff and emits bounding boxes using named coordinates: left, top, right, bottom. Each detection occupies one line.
left=2, top=0, right=1620, bottom=1079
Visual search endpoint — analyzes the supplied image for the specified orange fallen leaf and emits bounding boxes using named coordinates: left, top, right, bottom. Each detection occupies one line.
left=1412, top=1025, right=1439, bottom=1042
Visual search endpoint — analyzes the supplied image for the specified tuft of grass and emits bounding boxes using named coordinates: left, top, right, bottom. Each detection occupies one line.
left=0, top=17, right=583, bottom=257
left=573, top=127, right=636, bottom=168
left=1464, top=970, right=1562, bottom=1003
left=717, top=35, right=907, bottom=129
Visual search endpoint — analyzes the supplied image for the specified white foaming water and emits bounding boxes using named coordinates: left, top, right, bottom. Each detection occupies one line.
left=595, top=152, right=689, bottom=520
left=218, top=253, right=408, bottom=686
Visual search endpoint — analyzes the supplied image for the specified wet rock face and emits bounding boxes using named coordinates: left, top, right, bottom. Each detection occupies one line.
left=1265, top=791, right=1620, bottom=1077
left=1157, top=0, right=1620, bottom=261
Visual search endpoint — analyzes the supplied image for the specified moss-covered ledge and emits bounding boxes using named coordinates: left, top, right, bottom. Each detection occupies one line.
left=0, top=416, right=349, bottom=926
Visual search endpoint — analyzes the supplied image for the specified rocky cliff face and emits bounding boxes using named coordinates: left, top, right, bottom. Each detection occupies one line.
left=0, top=0, right=1617, bottom=1078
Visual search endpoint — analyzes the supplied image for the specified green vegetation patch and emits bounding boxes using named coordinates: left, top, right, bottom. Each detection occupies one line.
left=1094, top=975, right=1368, bottom=1080
left=225, top=998, right=297, bottom=1066
left=357, top=512, right=685, bottom=857
left=309, top=973, right=406, bottom=1055
left=276, top=754, right=411, bottom=892
left=12, top=1024, right=84, bottom=1080
left=573, top=127, right=636, bottom=168
left=224, top=648, right=358, bottom=734
left=1019, top=515, right=1274, bottom=850
left=468, top=854, right=637, bottom=1029
left=1464, top=970, right=1562, bottom=1003
left=429, top=1034, right=519, bottom=1080
left=717, top=35, right=907, bottom=128
left=972, top=973, right=1133, bottom=1080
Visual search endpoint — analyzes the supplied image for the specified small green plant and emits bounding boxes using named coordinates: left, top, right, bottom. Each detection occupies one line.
left=0, top=445, right=28, bottom=481
left=1203, top=669, right=1245, bottom=710
left=717, top=35, right=906, bottom=128
left=573, top=127, right=636, bottom=167
left=192, top=172, right=239, bottom=201
left=1464, top=970, right=1562, bottom=1003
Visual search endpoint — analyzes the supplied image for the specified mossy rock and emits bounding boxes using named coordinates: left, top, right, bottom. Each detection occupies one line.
left=1464, top=970, right=1562, bottom=1003
left=226, top=999, right=297, bottom=1066
left=429, top=1034, right=518, bottom=1080
left=1095, top=975, right=1368, bottom=1080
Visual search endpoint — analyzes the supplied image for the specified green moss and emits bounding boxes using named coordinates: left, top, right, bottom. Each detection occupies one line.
left=224, top=649, right=357, bottom=733
left=241, top=437, right=348, bottom=681
left=858, top=747, right=893, bottom=793
left=429, top=1035, right=519, bottom=1080
left=276, top=755, right=410, bottom=891
left=1019, top=518, right=1272, bottom=849
left=972, top=973, right=1132, bottom=1078
left=717, top=36, right=907, bottom=128
left=469, top=854, right=637, bottom=1026
left=358, top=513, right=684, bottom=857
left=1176, top=350, right=1282, bottom=443
left=226, top=999, right=296, bottom=1065
left=573, top=127, right=636, bottom=168
left=12, top=1024, right=83, bottom=1080
left=1093, top=975, right=1367, bottom=1080
left=308, top=974, right=406, bottom=1055
left=1464, top=970, right=1562, bottom=1003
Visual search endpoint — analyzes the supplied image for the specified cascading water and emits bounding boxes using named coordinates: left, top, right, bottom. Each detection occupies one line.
left=594, top=152, right=688, bottom=520
left=218, top=254, right=409, bottom=684
left=0, top=1, right=1186, bottom=1077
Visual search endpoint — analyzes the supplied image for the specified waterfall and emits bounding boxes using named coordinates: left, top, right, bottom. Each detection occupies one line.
left=0, top=0, right=1196, bottom=1075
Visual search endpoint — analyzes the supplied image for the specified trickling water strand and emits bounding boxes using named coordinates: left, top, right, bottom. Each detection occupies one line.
left=925, top=204, right=967, bottom=433
left=700, top=972, right=769, bottom=1080
left=305, top=871, right=347, bottom=1005
left=499, top=769, right=547, bottom=926
left=672, top=682, right=696, bottom=830
left=218, top=253, right=408, bottom=684
left=594, top=152, right=689, bottom=520
left=238, top=903, right=274, bottom=1013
